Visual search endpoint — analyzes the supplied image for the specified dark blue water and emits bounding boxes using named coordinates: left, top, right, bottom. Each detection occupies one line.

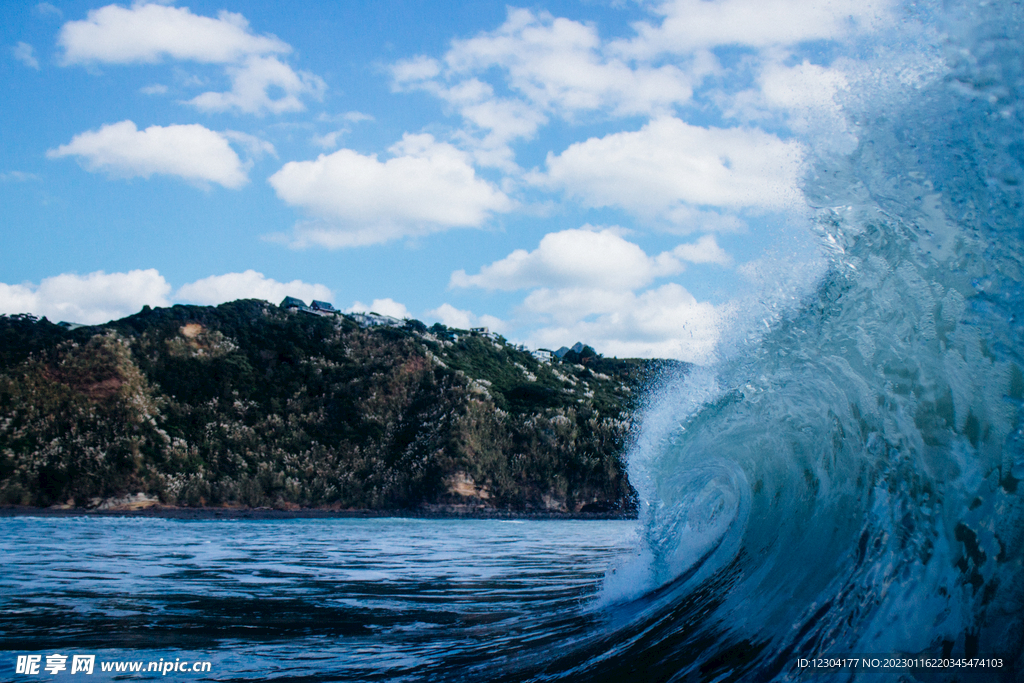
left=0, top=517, right=637, bottom=681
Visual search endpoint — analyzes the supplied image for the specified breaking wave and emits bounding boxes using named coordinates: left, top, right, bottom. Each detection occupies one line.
left=532, top=4, right=1024, bottom=681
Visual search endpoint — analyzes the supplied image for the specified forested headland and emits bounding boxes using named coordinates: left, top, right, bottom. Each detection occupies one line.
left=0, top=301, right=683, bottom=515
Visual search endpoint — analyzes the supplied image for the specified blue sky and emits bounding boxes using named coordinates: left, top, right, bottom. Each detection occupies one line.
left=1, top=0, right=901, bottom=360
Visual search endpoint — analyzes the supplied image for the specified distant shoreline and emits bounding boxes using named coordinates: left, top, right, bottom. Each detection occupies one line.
left=0, top=505, right=638, bottom=521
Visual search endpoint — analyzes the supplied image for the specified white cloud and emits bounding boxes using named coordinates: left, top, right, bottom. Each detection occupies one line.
left=612, top=0, right=892, bottom=58
left=57, top=3, right=288, bottom=65
left=451, top=227, right=705, bottom=291
left=538, top=117, right=804, bottom=224
left=453, top=228, right=731, bottom=291
left=35, top=3, right=62, bottom=18
left=268, top=133, right=512, bottom=248
left=389, top=0, right=886, bottom=174
left=175, top=270, right=331, bottom=305
left=392, top=55, right=441, bottom=83
left=47, top=120, right=249, bottom=189
left=0, top=269, right=340, bottom=325
left=57, top=3, right=323, bottom=117
left=13, top=42, right=40, bottom=69
left=657, top=206, right=748, bottom=234
left=449, top=229, right=732, bottom=361
left=341, top=111, right=374, bottom=123
left=346, top=298, right=411, bottom=319
left=188, top=55, right=325, bottom=115
left=0, top=270, right=172, bottom=325
left=722, top=59, right=853, bottom=143
left=425, top=303, right=505, bottom=333
left=454, top=96, right=549, bottom=170
left=311, top=130, right=346, bottom=150
left=760, top=60, right=849, bottom=115
left=0, top=171, right=41, bottom=182
left=310, top=113, right=373, bottom=150
left=672, top=234, right=732, bottom=265
left=443, top=9, right=696, bottom=117
left=392, top=8, right=705, bottom=169
left=524, top=283, right=724, bottom=363
left=222, top=130, right=276, bottom=159
left=139, top=83, right=168, bottom=95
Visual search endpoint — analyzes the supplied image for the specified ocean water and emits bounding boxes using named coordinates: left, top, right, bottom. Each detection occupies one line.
left=0, top=517, right=638, bottom=681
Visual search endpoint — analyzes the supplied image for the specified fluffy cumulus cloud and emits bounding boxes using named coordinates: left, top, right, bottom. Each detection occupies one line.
left=612, top=0, right=892, bottom=58
left=47, top=120, right=249, bottom=188
left=524, top=283, right=724, bottom=362
left=57, top=3, right=321, bottom=115
left=0, top=270, right=172, bottom=325
left=451, top=227, right=729, bottom=291
left=538, top=117, right=804, bottom=225
left=175, top=270, right=331, bottom=306
left=442, top=9, right=696, bottom=117
left=0, top=270, right=336, bottom=325
left=188, top=56, right=326, bottom=115
left=57, top=3, right=288, bottom=64
left=268, top=133, right=512, bottom=247
left=389, top=0, right=883, bottom=171
left=452, top=228, right=731, bottom=362
left=392, top=8, right=704, bottom=168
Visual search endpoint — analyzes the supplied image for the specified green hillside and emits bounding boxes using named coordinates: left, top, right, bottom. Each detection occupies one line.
left=0, top=301, right=683, bottom=513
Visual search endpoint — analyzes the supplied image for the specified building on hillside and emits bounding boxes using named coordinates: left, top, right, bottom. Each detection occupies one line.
left=280, top=296, right=315, bottom=315
left=532, top=349, right=554, bottom=363
left=310, top=300, right=339, bottom=316
left=470, top=326, right=501, bottom=341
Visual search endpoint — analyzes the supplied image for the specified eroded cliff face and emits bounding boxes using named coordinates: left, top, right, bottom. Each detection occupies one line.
left=0, top=301, right=672, bottom=512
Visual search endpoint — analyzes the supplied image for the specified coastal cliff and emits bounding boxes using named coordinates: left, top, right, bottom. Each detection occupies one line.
left=0, top=300, right=679, bottom=514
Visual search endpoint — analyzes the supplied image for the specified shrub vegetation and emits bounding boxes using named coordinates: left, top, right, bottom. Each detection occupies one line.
left=0, top=301, right=684, bottom=512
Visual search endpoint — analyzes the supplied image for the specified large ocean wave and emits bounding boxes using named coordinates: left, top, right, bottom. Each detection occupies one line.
left=527, top=3, right=1024, bottom=681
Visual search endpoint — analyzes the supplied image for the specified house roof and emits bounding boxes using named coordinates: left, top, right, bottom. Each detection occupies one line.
left=281, top=296, right=307, bottom=308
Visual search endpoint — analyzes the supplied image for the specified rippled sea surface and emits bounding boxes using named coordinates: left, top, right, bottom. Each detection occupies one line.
left=0, top=516, right=637, bottom=681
